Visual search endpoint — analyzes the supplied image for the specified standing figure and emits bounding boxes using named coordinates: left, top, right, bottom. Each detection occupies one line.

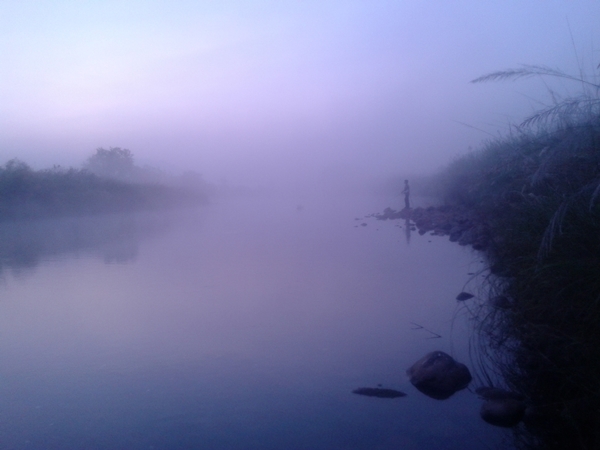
left=402, top=179, right=410, bottom=209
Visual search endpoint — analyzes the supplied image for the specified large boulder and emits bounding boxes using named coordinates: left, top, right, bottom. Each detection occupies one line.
left=406, top=351, right=472, bottom=400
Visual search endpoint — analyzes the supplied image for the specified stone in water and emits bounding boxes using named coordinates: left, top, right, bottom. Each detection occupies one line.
left=407, top=351, right=472, bottom=400
left=352, top=387, right=406, bottom=399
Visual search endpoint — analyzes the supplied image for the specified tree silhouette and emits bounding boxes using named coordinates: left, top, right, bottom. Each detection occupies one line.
left=84, top=147, right=135, bottom=181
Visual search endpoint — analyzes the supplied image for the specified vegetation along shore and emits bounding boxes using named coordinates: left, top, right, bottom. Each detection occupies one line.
left=0, top=148, right=208, bottom=221
left=381, top=65, right=600, bottom=449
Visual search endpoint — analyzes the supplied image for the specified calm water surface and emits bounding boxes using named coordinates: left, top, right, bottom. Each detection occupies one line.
left=0, top=194, right=509, bottom=449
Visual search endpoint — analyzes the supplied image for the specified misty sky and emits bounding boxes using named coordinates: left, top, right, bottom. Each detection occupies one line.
left=1, top=1, right=600, bottom=187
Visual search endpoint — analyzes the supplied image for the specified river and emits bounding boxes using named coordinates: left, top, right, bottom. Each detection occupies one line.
left=0, top=193, right=509, bottom=449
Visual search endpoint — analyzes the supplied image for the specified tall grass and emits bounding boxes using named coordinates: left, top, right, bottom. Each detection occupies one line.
left=439, top=65, right=600, bottom=448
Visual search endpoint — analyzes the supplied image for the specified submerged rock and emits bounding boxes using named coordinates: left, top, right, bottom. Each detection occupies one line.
left=476, top=386, right=526, bottom=427
left=480, top=398, right=526, bottom=427
left=456, top=292, right=475, bottom=301
left=406, top=351, right=472, bottom=400
left=352, top=387, right=407, bottom=399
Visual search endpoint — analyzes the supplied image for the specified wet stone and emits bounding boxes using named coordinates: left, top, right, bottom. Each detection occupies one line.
left=406, top=351, right=472, bottom=400
left=456, top=292, right=475, bottom=301
left=480, top=398, right=526, bottom=427
left=352, top=387, right=407, bottom=399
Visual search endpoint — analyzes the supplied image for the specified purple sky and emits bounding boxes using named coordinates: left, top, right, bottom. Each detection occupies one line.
left=1, top=1, right=599, bottom=187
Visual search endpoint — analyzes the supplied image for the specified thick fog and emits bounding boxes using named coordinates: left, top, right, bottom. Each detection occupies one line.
left=1, top=1, right=600, bottom=190
left=3, top=4, right=600, bottom=447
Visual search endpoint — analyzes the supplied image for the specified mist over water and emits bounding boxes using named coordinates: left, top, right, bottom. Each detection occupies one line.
left=0, top=192, right=506, bottom=449
left=3, top=2, right=600, bottom=447
left=2, top=2, right=600, bottom=186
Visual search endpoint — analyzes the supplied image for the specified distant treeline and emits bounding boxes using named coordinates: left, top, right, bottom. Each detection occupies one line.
left=0, top=158, right=207, bottom=221
left=433, top=66, right=600, bottom=449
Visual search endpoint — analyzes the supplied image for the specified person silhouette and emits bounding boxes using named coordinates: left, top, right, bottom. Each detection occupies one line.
left=402, top=179, right=410, bottom=209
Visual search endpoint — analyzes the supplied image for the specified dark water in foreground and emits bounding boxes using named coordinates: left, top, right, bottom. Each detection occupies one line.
left=0, top=194, right=509, bottom=449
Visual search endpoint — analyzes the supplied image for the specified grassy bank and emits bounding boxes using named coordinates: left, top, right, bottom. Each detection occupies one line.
left=0, top=159, right=207, bottom=221
left=433, top=68, right=600, bottom=448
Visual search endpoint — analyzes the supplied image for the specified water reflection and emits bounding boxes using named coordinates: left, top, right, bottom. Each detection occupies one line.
left=0, top=196, right=507, bottom=449
left=0, top=211, right=171, bottom=274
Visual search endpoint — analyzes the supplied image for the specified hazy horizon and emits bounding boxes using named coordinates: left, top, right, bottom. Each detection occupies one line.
left=2, top=1, right=600, bottom=189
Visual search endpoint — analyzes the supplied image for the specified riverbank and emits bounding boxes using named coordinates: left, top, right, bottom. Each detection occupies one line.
left=382, top=106, right=600, bottom=447
left=372, top=60, right=600, bottom=445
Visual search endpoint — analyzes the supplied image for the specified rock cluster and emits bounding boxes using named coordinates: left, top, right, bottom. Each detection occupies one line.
left=406, top=354, right=527, bottom=427
left=374, top=206, right=491, bottom=251
left=371, top=207, right=529, bottom=427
